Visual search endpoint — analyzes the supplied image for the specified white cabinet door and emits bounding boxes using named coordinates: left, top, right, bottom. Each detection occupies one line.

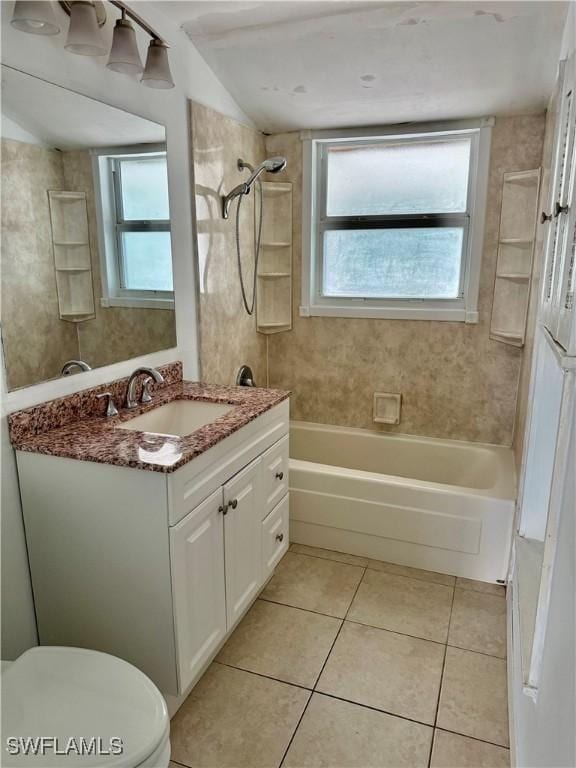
left=223, top=457, right=263, bottom=629
left=170, top=487, right=227, bottom=692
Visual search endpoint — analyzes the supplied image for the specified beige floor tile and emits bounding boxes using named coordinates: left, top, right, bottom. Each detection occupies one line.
left=290, top=543, right=369, bottom=567
left=216, top=599, right=341, bottom=687
left=170, top=663, right=310, bottom=768
left=449, top=589, right=507, bottom=658
left=317, top=621, right=445, bottom=724
left=366, top=559, right=456, bottom=586
left=437, top=647, right=509, bottom=747
left=456, top=577, right=506, bottom=597
left=431, top=729, right=510, bottom=767
left=283, top=693, right=433, bottom=768
left=347, top=568, right=454, bottom=642
left=260, top=552, right=364, bottom=618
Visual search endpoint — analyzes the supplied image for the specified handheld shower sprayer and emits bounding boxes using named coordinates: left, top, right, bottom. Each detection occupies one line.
left=222, top=155, right=287, bottom=316
left=222, top=156, right=287, bottom=219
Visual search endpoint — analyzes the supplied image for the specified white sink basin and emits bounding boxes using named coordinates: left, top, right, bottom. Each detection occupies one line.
left=117, top=400, right=234, bottom=438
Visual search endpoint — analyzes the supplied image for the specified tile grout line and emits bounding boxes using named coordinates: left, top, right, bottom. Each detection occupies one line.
left=212, top=659, right=313, bottom=692
left=207, top=660, right=511, bottom=748
left=446, top=642, right=507, bottom=660
left=433, top=726, right=511, bottom=751
left=289, top=544, right=506, bottom=597
left=428, top=584, right=457, bottom=768
left=256, top=596, right=344, bottom=622
left=258, top=595, right=345, bottom=620
left=289, top=547, right=457, bottom=588
left=259, top=596, right=470, bottom=650
left=277, top=565, right=368, bottom=768
left=343, top=618, right=448, bottom=647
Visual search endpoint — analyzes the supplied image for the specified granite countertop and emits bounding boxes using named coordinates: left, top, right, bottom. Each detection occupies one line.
left=9, top=379, right=290, bottom=473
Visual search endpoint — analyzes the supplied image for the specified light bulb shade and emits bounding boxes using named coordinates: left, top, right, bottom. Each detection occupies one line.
left=64, top=1, right=107, bottom=56
left=141, top=40, right=174, bottom=89
left=107, top=18, right=143, bottom=75
left=11, top=1, right=60, bottom=35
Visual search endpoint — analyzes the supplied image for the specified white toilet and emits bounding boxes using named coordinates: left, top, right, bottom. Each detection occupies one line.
left=1, top=647, right=171, bottom=767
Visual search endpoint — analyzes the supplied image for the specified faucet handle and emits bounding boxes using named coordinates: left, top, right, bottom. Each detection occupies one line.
left=96, top=392, right=119, bottom=418
left=141, top=376, right=154, bottom=404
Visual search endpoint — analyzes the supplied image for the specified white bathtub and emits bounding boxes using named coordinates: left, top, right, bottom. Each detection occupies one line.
left=289, top=421, right=516, bottom=582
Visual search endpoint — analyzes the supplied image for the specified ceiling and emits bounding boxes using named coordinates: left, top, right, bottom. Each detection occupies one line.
left=1, top=66, right=165, bottom=149
left=160, top=0, right=568, bottom=132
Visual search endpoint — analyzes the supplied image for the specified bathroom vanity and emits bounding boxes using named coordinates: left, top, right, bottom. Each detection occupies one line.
left=11, top=370, right=290, bottom=696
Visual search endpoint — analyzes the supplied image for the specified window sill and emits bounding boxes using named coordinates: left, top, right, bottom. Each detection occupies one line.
left=299, top=304, right=479, bottom=323
left=100, top=296, right=175, bottom=311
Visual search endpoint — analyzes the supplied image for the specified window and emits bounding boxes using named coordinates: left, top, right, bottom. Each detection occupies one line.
left=93, top=146, right=174, bottom=309
left=301, top=120, right=493, bottom=321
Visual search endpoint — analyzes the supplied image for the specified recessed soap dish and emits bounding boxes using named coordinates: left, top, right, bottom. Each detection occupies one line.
left=373, top=392, right=402, bottom=425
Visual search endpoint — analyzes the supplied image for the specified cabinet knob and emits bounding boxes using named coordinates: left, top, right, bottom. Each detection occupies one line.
left=541, top=211, right=552, bottom=224
left=276, top=533, right=284, bottom=542
left=218, top=505, right=227, bottom=516
left=554, top=201, right=569, bottom=218
left=229, top=499, right=238, bottom=510
left=275, top=471, right=284, bottom=480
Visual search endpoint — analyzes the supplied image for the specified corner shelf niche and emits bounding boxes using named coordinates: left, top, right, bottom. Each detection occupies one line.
left=490, top=169, right=541, bottom=347
left=256, top=181, right=293, bottom=334
left=48, top=191, right=96, bottom=323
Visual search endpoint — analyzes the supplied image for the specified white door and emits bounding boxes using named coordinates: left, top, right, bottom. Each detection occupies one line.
left=554, top=53, right=576, bottom=354
left=223, top=457, right=263, bottom=629
left=170, top=487, right=227, bottom=692
left=542, top=54, right=576, bottom=343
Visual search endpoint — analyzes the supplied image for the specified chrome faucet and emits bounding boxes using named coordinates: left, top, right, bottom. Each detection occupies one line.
left=61, top=360, right=91, bottom=375
left=125, top=367, right=165, bottom=409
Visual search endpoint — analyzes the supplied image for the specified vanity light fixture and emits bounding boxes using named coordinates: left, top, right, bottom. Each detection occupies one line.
left=10, top=1, right=61, bottom=35
left=10, top=0, right=174, bottom=89
left=107, top=9, right=143, bottom=75
left=141, top=39, right=174, bottom=89
left=64, top=0, right=107, bottom=56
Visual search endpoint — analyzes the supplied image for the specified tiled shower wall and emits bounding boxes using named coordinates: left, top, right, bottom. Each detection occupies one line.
left=191, top=106, right=546, bottom=445
left=265, top=116, right=545, bottom=445
left=191, top=101, right=267, bottom=387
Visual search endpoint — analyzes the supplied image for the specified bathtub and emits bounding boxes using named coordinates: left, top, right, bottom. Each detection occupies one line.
left=289, top=421, right=516, bottom=582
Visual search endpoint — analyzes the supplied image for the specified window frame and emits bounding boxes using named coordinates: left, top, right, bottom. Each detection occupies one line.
left=301, top=119, right=494, bottom=322
left=92, top=144, right=174, bottom=310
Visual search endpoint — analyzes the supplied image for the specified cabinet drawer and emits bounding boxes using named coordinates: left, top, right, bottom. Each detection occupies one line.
left=262, top=494, right=289, bottom=579
left=260, top=435, right=289, bottom=519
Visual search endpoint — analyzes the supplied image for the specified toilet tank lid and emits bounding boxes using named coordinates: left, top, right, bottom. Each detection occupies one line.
left=1, top=647, right=169, bottom=768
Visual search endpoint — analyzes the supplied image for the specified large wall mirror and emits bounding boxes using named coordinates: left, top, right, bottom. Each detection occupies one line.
left=1, top=66, right=177, bottom=391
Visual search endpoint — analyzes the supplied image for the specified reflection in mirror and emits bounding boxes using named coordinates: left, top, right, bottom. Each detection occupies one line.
left=1, top=66, right=176, bottom=391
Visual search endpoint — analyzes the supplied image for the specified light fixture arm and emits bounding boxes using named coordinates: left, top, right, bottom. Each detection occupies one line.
left=108, top=0, right=168, bottom=46
left=59, top=1, right=168, bottom=46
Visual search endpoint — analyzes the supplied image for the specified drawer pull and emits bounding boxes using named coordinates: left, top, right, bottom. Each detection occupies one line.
left=275, top=533, right=284, bottom=542
left=275, top=471, right=284, bottom=480
left=229, top=499, right=238, bottom=510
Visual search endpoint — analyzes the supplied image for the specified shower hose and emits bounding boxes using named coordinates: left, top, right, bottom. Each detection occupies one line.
left=235, top=177, right=263, bottom=316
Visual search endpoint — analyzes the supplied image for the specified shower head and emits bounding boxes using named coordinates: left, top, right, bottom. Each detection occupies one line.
left=243, top=156, right=287, bottom=188
left=223, top=155, right=287, bottom=218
